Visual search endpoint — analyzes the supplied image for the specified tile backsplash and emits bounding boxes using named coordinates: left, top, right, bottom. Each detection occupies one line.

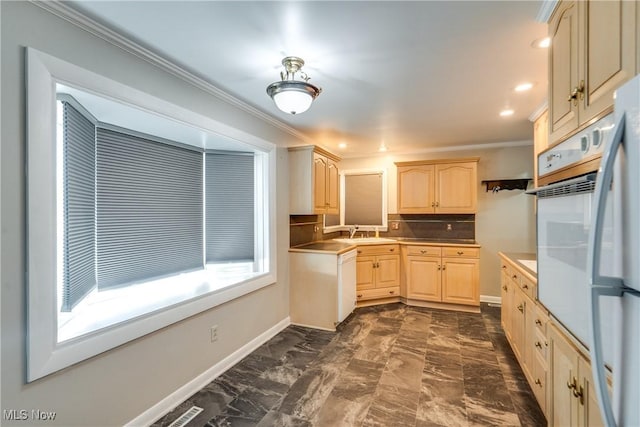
left=290, top=213, right=475, bottom=247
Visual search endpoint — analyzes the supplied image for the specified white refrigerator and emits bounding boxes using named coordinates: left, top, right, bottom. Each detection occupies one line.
left=588, top=74, right=640, bottom=427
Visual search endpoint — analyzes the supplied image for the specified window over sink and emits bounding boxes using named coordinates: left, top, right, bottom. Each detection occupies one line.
left=324, top=169, right=388, bottom=233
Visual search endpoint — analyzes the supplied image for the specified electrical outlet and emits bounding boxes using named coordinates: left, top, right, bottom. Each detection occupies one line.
left=210, top=325, right=218, bottom=342
left=446, top=223, right=453, bottom=231
left=391, top=222, right=399, bottom=230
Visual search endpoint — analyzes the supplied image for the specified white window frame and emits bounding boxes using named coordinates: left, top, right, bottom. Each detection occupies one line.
left=26, top=48, right=277, bottom=382
left=323, top=168, right=388, bottom=233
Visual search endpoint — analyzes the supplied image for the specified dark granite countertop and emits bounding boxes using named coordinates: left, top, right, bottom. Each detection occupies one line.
left=290, top=238, right=481, bottom=254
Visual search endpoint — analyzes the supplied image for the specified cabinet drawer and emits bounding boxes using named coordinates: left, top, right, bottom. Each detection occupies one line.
left=356, top=244, right=399, bottom=256
left=404, top=245, right=441, bottom=257
left=442, top=247, right=479, bottom=258
left=356, top=286, right=400, bottom=301
left=531, top=351, right=547, bottom=414
left=533, top=328, right=548, bottom=361
left=521, top=276, right=536, bottom=300
left=533, top=305, right=548, bottom=334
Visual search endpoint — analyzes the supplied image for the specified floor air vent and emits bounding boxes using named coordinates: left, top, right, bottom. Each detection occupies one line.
left=168, top=406, right=203, bottom=427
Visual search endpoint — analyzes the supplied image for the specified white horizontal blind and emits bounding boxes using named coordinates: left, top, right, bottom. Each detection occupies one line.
left=205, top=152, right=254, bottom=263
left=345, top=173, right=383, bottom=225
left=96, top=128, right=203, bottom=289
left=62, top=102, right=97, bottom=311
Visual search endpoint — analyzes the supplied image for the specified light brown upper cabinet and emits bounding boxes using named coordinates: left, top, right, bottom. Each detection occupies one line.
left=548, top=0, right=637, bottom=145
left=289, top=146, right=340, bottom=215
left=533, top=109, right=549, bottom=187
left=396, top=158, right=478, bottom=214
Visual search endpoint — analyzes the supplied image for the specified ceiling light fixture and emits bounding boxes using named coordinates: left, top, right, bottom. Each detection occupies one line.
left=266, top=56, right=321, bottom=115
left=500, top=109, right=515, bottom=117
left=515, top=82, right=533, bottom=92
left=531, top=37, right=551, bottom=49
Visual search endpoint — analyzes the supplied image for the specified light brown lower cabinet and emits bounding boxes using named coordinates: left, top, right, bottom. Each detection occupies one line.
left=356, top=244, right=400, bottom=303
left=405, top=245, right=480, bottom=306
left=500, top=253, right=612, bottom=426
left=548, top=323, right=609, bottom=427
left=500, top=254, right=549, bottom=417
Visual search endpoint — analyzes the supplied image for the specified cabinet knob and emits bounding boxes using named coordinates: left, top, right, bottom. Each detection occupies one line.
left=535, top=378, right=542, bottom=386
left=573, top=385, right=584, bottom=405
left=502, top=265, right=507, bottom=269
left=512, top=274, right=518, bottom=280
left=535, top=341, right=542, bottom=349
left=389, top=248, right=395, bottom=252
left=389, top=290, right=395, bottom=295
left=431, top=202, right=435, bottom=207
left=457, top=251, right=464, bottom=255
left=522, top=284, right=529, bottom=290
left=442, top=265, right=446, bottom=271
left=535, top=319, right=542, bottom=326
left=517, top=304, right=524, bottom=313
left=420, top=250, right=427, bottom=254
left=435, top=201, right=439, bottom=207
left=357, top=294, right=363, bottom=298
left=438, top=265, right=442, bottom=271
left=502, top=285, right=508, bottom=291
left=357, top=250, right=362, bottom=254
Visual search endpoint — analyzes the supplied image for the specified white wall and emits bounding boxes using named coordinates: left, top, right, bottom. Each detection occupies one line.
left=1, top=2, right=298, bottom=425
left=339, top=144, right=537, bottom=299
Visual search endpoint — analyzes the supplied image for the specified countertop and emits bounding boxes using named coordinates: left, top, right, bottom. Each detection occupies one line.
left=499, top=252, right=537, bottom=279
left=290, top=238, right=480, bottom=254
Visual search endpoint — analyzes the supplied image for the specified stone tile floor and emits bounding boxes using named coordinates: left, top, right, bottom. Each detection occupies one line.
left=153, top=303, right=546, bottom=426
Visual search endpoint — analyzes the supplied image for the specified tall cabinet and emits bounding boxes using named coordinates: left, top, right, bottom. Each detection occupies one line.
left=548, top=0, right=637, bottom=145
left=289, top=146, right=340, bottom=215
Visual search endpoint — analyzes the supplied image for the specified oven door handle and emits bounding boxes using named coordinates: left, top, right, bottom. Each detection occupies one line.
left=587, top=112, right=625, bottom=427
left=588, top=111, right=625, bottom=288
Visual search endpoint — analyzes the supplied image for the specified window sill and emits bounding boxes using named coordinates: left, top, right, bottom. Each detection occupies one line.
left=58, top=265, right=260, bottom=343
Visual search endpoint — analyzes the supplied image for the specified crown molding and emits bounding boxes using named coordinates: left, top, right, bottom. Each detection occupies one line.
left=528, top=100, right=549, bottom=122
left=536, top=0, right=558, bottom=23
left=30, top=0, right=315, bottom=145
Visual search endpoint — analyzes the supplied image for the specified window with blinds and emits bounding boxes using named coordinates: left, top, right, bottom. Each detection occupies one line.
left=205, top=152, right=254, bottom=263
left=59, top=100, right=258, bottom=311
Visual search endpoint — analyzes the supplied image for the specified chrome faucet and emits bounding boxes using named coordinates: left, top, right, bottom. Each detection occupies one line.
left=349, top=225, right=359, bottom=239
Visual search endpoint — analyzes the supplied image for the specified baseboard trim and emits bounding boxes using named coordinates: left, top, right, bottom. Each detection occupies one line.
left=480, top=295, right=502, bottom=305
left=125, top=316, right=291, bottom=427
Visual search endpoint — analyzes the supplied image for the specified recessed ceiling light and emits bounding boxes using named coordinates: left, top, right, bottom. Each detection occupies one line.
left=500, top=109, right=514, bottom=117
left=515, top=82, right=533, bottom=92
left=338, top=142, right=347, bottom=149
left=531, top=37, right=550, bottom=49
left=379, top=143, right=388, bottom=152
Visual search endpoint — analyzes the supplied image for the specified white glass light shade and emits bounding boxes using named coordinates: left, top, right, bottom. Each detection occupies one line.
left=273, top=90, right=313, bottom=115
left=266, top=80, right=321, bottom=115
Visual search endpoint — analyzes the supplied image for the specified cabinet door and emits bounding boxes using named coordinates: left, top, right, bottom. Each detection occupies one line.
left=356, top=256, right=376, bottom=290
left=326, top=158, right=340, bottom=215
left=441, top=258, right=479, bottom=306
left=578, top=357, right=606, bottom=427
left=397, top=165, right=435, bottom=213
left=313, top=153, right=328, bottom=213
left=533, top=110, right=549, bottom=186
left=406, top=256, right=441, bottom=301
left=579, top=0, right=636, bottom=125
left=511, top=289, right=526, bottom=362
left=500, top=270, right=512, bottom=341
left=549, top=325, right=579, bottom=427
left=523, top=298, right=536, bottom=379
left=549, top=1, right=579, bottom=144
left=376, top=254, right=400, bottom=288
left=435, top=162, right=477, bottom=213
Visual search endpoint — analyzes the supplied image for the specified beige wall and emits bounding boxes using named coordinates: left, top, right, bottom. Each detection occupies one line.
left=1, top=2, right=297, bottom=425
left=339, top=144, right=536, bottom=299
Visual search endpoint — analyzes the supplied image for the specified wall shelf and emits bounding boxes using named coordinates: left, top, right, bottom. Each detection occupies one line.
left=482, top=179, right=531, bottom=192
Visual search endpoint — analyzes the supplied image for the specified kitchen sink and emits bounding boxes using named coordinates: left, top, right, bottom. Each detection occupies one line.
left=333, top=237, right=397, bottom=244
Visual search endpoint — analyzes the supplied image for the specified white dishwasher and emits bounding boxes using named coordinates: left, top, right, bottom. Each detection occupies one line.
left=289, top=244, right=357, bottom=331
left=337, top=249, right=357, bottom=323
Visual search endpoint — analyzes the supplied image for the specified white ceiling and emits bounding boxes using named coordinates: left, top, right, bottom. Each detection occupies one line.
left=67, top=1, right=548, bottom=158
